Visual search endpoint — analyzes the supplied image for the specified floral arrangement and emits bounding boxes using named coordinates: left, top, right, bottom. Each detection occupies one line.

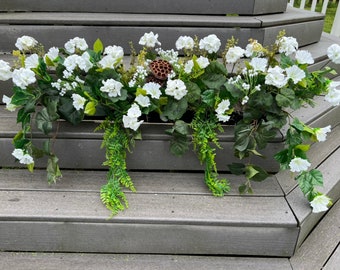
left=1, top=31, right=339, bottom=215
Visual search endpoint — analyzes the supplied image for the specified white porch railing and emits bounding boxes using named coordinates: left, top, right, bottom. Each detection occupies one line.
left=288, top=0, right=340, bottom=36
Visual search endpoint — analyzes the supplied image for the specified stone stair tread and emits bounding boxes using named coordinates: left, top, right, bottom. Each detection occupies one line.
left=0, top=252, right=292, bottom=270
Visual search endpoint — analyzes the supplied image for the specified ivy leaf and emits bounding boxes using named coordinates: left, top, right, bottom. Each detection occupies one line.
left=58, top=96, right=84, bottom=125
left=36, top=108, right=53, bottom=135
left=169, top=134, right=190, bottom=156
left=11, top=87, right=35, bottom=106
left=173, top=120, right=189, bottom=135
left=47, top=155, right=62, bottom=184
left=296, top=169, right=323, bottom=196
left=276, top=88, right=295, bottom=107
left=228, top=163, right=245, bottom=175
left=185, top=81, right=201, bottom=103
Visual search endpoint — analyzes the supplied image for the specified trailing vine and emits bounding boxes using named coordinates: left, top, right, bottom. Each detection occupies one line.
left=191, top=111, right=230, bottom=196
left=98, top=119, right=136, bottom=215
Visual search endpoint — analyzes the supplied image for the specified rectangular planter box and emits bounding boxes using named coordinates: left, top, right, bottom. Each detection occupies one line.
left=0, top=0, right=288, bottom=15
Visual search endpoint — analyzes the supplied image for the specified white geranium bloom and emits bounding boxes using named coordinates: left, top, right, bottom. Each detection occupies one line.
left=289, top=157, right=311, bottom=172
left=104, top=45, right=124, bottom=57
left=175, top=36, right=194, bottom=50
left=100, top=78, right=123, bottom=98
left=44, top=47, right=59, bottom=63
left=100, top=45, right=124, bottom=67
left=0, top=60, right=12, bottom=81
left=250, top=57, right=267, bottom=72
left=143, top=82, right=162, bottom=99
left=98, top=55, right=117, bottom=69
left=325, top=81, right=340, bottom=106
left=199, top=34, right=221, bottom=54
left=286, top=65, right=306, bottom=84
left=165, top=79, right=187, bottom=100
left=25, top=54, right=39, bottom=69
left=12, top=68, right=36, bottom=89
left=63, top=55, right=79, bottom=72
left=139, top=32, right=161, bottom=48
left=15, top=35, right=38, bottom=51
left=327, top=44, right=340, bottom=64
left=122, top=115, right=143, bottom=131
left=295, top=50, right=314, bottom=64
left=310, top=194, right=332, bottom=213
left=64, top=37, right=88, bottom=54
left=314, top=125, right=331, bottom=142
left=79, top=52, right=93, bottom=72
left=135, top=95, right=151, bottom=107
left=226, top=46, right=245, bottom=64
left=196, top=56, right=209, bottom=69
left=215, top=99, right=230, bottom=114
left=184, top=60, right=194, bottom=74
left=2, top=95, right=17, bottom=112
left=71, top=93, right=86, bottom=110
left=265, top=66, right=288, bottom=88
left=127, top=103, right=142, bottom=118
left=278, top=36, right=298, bottom=55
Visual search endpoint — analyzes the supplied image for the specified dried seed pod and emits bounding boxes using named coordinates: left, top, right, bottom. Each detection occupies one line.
left=149, top=59, right=173, bottom=80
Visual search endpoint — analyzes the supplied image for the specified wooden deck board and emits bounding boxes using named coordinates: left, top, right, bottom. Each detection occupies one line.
left=0, top=169, right=283, bottom=196
left=0, top=252, right=292, bottom=270
left=323, top=244, right=340, bottom=270
left=290, top=200, right=340, bottom=270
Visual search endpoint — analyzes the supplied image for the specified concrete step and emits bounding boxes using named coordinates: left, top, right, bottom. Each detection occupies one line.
left=0, top=7, right=324, bottom=52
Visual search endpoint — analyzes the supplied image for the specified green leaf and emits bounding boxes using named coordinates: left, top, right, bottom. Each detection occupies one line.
left=47, top=155, right=62, bottom=184
left=296, top=169, right=323, bottom=196
left=238, top=184, right=248, bottom=194
left=245, top=165, right=259, bottom=179
left=276, top=88, right=295, bottom=107
left=93, top=38, right=104, bottom=53
left=85, top=101, right=97, bottom=115
left=35, top=108, right=53, bottom=135
left=201, top=89, right=216, bottom=106
left=169, top=134, right=190, bottom=156
left=173, top=120, right=189, bottom=135
left=228, top=163, right=245, bottom=175
left=11, top=87, right=35, bottom=106
left=201, top=73, right=226, bottom=90
left=185, top=81, right=201, bottom=103
left=58, top=96, right=84, bottom=125
left=249, top=165, right=269, bottom=182
left=162, top=98, right=188, bottom=120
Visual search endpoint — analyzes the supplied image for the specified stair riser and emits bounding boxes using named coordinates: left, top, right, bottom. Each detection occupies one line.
left=0, top=0, right=288, bottom=15
left=0, top=21, right=323, bottom=53
left=0, top=222, right=298, bottom=257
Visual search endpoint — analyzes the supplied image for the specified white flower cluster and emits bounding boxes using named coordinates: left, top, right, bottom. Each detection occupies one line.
left=15, top=36, right=38, bottom=51
left=123, top=103, right=144, bottom=131
left=99, top=45, right=124, bottom=69
left=100, top=78, right=123, bottom=98
left=139, top=32, right=161, bottom=48
left=215, top=99, right=231, bottom=122
left=63, top=52, right=93, bottom=73
left=12, top=149, right=34, bottom=165
left=64, top=37, right=88, bottom=54
left=165, top=79, right=187, bottom=100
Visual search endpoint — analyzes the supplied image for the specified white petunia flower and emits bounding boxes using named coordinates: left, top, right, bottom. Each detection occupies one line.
left=0, top=60, right=12, bottom=81
left=215, top=99, right=230, bottom=114
left=44, top=47, right=59, bottom=63
left=123, top=115, right=143, bottom=131
left=295, top=50, right=314, bottom=64
left=12, top=68, right=36, bottom=89
left=64, top=37, right=88, bottom=54
left=99, top=45, right=124, bottom=68
left=327, top=44, right=340, bottom=64
left=325, top=81, right=340, bottom=106
left=2, top=95, right=17, bottom=112
left=12, top=148, right=34, bottom=165
left=135, top=95, right=151, bottom=107
left=216, top=113, right=231, bottom=122
left=71, top=93, right=86, bottom=110
left=286, top=65, right=306, bottom=84
left=165, top=79, right=187, bottom=100
left=250, top=57, right=267, bottom=72
left=184, top=60, right=194, bottom=74
left=289, top=157, right=311, bottom=172
left=277, top=36, right=298, bottom=55
left=139, top=32, right=161, bottom=48
left=143, top=82, right=162, bottom=99
left=225, top=46, right=245, bottom=64
left=100, top=78, right=123, bottom=98
left=199, top=34, right=221, bottom=54
left=265, top=66, right=288, bottom=88
left=15, top=36, right=38, bottom=51
left=25, top=54, right=39, bottom=69
left=310, top=194, right=332, bottom=213
left=175, top=36, right=194, bottom=50
left=127, top=103, right=142, bottom=118
left=196, top=56, right=210, bottom=69
left=314, top=125, right=331, bottom=142
left=104, top=45, right=124, bottom=58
